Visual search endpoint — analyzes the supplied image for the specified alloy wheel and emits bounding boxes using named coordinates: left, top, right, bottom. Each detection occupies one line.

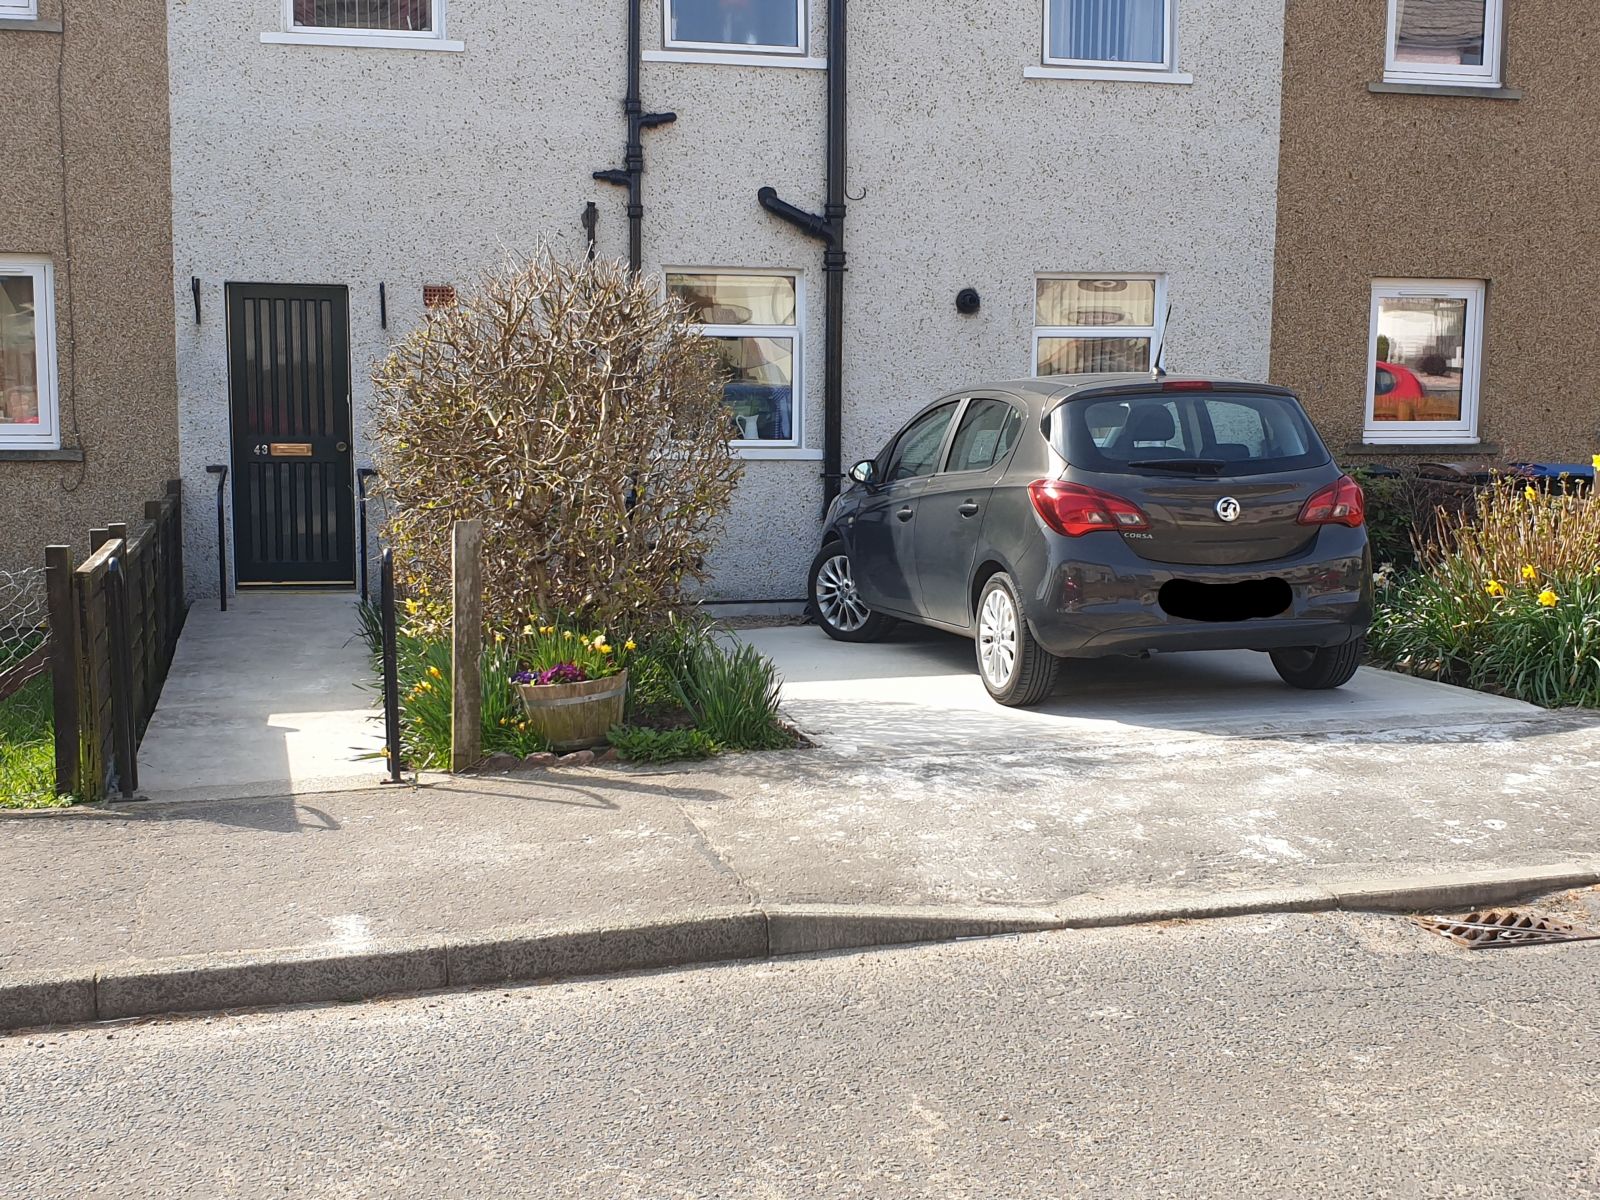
left=815, top=554, right=871, bottom=633
left=978, top=586, right=1018, bottom=689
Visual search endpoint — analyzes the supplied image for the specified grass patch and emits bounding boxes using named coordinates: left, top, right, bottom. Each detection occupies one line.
left=0, top=674, right=63, bottom=810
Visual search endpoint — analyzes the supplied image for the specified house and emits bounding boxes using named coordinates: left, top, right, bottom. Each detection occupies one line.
left=1271, top=0, right=1598, bottom=463
left=0, top=0, right=179, bottom=574
left=167, top=0, right=1290, bottom=605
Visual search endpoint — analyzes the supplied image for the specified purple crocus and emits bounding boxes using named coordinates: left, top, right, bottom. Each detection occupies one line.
left=536, top=663, right=589, bottom=686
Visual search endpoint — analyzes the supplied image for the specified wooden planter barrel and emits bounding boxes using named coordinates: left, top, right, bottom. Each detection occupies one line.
left=517, top=670, right=628, bottom=751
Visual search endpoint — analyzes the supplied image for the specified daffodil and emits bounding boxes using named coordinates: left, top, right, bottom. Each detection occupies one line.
left=494, top=631, right=505, bottom=643
left=1521, top=564, right=1539, bottom=581
left=1592, top=452, right=1600, bottom=472
left=523, top=624, right=535, bottom=635
left=592, top=635, right=607, bottom=650
left=563, top=631, right=574, bottom=640
left=1538, top=589, right=1559, bottom=608
left=405, top=599, right=420, bottom=614
left=1524, top=485, right=1539, bottom=502
left=624, top=639, right=637, bottom=652
left=429, top=665, right=443, bottom=679
left=1485, top=579, right=1506, bottom=598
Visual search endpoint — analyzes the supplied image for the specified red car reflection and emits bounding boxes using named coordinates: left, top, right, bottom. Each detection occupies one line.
left=1373, top=361, right=1426, bottom=421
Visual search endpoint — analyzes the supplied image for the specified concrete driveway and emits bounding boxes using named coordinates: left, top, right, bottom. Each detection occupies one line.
left=740, top=624, right=1543, bottom=757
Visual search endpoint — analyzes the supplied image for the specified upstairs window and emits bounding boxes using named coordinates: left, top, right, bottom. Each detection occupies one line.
left=668, top=271, right=802, bottom=447
left=0, top=258, right=60, bottom=451
left=665, top=0, right=806, bottom=56
left=1385, top=0, right=1503, bottom=87
left=0, top=1, right=39, bottom=20
left=1044, top=0, right=1173, bottom=71
left=282, top=0, right=451, bottom=43
left=1035, top=275, right=1166, bottom=376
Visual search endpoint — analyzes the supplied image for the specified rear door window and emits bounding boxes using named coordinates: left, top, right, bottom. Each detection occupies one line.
left=1050, top=391, right=1329, bottom=477
left=943, top=399, right=1021, bottom=473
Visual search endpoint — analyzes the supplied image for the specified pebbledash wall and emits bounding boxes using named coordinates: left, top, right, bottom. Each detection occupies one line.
left=168, top=0, right=1287, bottom=603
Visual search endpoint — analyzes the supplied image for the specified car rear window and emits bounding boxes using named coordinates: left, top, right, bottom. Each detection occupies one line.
left=1048, top=390, right=1331, bottom=477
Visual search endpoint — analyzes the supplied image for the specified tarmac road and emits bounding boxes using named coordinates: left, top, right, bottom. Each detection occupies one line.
left=5, top=901, right=1600, bottom=1199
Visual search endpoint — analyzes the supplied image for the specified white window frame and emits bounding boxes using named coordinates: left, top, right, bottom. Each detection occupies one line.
left=1041, top=0, right=1176, bottom=73
left=0, top=256, right=60, bottom=452
left=265, top=0, right=463, bottom=51
left=1384, top=0, right=1503, bottom=87
left=1033, top=273, right=1168, bottom=378
left=667, top=267, right=805, bottom=452
left=662, top=0, right=807, bottom=57
left=0, top=0, right=39, bottom=20
left=1364, top=279, right=1485, bottom=445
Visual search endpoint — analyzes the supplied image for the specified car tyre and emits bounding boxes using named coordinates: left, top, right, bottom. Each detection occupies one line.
left=975, top=572, right=1059, bottom=707
left=809, top=541, right=897, bottom=643
left=1270, top=638, right=1364, bottom=690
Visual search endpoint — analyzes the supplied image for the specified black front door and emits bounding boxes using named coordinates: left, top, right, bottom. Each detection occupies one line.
left=227, top=284, right=355, bottom=586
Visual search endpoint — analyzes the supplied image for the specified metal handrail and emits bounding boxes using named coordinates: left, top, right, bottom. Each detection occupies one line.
left=357, top=467, right=379, bottom=602
left=205, top=465, right=228, bottom=611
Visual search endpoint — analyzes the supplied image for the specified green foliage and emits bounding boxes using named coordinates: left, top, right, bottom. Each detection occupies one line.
left=606, top=724, right=720, bottom=763
left=393, top=627, right=551, bottom=770
left=0, top=674, right=62, bottom=810
left=1349, top=468, right=1418, bottom=570
left=1369, top=476, right=1600, bottom=709
left=668, top=638, right=790, bottom=751
left=507, top=620, right=630, bottom=681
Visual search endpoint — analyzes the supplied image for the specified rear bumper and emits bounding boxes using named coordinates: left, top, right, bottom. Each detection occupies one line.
left=1020, top=529, right=1373, bottom=659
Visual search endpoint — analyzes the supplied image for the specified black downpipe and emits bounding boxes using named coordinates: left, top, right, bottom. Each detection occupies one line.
left=757, top=0, right=848, bottom=515
left=595, top=0, right=677, bottom=272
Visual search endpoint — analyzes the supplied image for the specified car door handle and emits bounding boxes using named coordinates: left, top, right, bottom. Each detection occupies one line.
left=896, top=507, right=914, bottom=522
left=958, top=501, right=980, bottom=517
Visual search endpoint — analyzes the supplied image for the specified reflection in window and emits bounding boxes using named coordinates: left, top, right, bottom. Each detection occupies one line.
left=1367, top=281, right=1483, bottom=442
left=1386, top=0, right=1501, bottom=86
left=668, top=271, right=801, bottom=445
left=666, top=0, right=804, bottom=53
left=0, top=259, right=57, bottom=448
left=1046, top=0, right=1170, bottom=67
left=1035, top=276, right=1164, bottom=377
left=291, top=0, right=435, bottom=31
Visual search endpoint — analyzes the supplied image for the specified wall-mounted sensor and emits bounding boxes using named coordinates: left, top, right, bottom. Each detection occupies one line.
left=955, top=288, right=981, bottom=315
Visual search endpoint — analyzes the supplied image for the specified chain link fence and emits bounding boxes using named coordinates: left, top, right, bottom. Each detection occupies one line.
left=0, top=566, right=55, bottom=808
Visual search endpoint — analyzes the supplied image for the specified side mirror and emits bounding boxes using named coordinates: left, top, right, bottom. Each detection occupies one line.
left=849, top=459, right=878, bottom=486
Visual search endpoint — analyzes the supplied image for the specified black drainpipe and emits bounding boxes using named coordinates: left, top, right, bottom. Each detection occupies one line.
left=759, top=0, right=848, bottom=515
left=595, top=0, right=677, bottom=271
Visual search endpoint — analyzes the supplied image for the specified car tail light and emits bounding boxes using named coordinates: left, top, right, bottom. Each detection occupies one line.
left=1297, top=475, right=1366, bottom=528
left=1029, top=480, right=1151, bottom=537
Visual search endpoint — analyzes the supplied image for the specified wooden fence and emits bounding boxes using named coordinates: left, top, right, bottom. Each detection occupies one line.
left=45, top=480, right=186, bottom=801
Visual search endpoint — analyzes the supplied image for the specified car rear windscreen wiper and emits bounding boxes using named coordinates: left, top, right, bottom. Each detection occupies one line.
left=1126, top=458, right=1229, bottom=475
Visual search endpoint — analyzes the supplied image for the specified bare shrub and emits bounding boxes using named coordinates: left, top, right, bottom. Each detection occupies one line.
left=371, top=252, right=742, bottom=633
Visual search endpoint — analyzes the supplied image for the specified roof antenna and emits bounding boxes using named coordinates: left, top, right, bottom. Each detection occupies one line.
left=1151, top=303, right=1173, bottom=378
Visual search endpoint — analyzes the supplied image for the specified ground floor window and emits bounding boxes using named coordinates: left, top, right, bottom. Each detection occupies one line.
left=667, top=270, right=800, bottom=446
left=1034, top=274, right=1165, bottom=376
left=0, top=257, right=59, bottom=450
left=1366, top=280, right=1484, bottom=443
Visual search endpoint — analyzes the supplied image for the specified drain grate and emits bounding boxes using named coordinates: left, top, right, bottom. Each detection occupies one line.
left=1417, top=909, right=1600, bottom=949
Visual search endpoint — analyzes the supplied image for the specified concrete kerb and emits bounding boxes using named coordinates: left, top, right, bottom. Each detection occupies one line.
left=3, top=864, right=1597, bottom=1033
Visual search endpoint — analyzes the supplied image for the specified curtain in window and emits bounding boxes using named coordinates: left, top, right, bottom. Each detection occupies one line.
left=293, top=0, right=433, bottom=32
left=671, top=0, right=800, bottom=50
left=1049, top=0, right=1165, bottom=65
left=1394, top=0, right=1485, bottom=67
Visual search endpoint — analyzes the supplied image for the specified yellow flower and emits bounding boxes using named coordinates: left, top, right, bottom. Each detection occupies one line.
left=1524, top=485, right=1538, bottom=501
left=404, top=599, right=420, bottom=614
left=1485, top=579, right=1506, bottom=598
left=597, top=644, right=612, bottom=656
left=1592, top=453, right=1600, bottom=471
left=624, top=639, right=637, bottom=652
left=541, top=626, right=555, bottom=635
left=523, top=624, right=535, bottom=636
left=494, top=631, right=505, bottom=643
left=1521, top=564, right=1538, bottom=581
left=499, top=717, right=508, bottom=726
left=428, top=665, right=443, bottom=679
left=592, top=635, right=606, bottom=650
left=1538, top=589, right=1559, bottom=608
left=563, top=631, right=574, bottom=640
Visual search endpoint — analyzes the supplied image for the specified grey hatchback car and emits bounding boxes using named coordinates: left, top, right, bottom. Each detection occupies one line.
left=808, top=374, right=1373, bottom=707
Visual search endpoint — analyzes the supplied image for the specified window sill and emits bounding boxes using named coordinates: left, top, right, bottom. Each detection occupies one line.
left=1347, top=441, right=1500, bottom=456
left=1369, top=81, right=1521, bottom=100
left=0, top=17, right=62, bottom=32
left=0, top=446, right=80, bottom=461
left=1025, top=65, right=1193, bottom=85
left=733, top=446, right=822, bottom=461
left=260, top=31, right=465, bottom=52
left=643, top=49, right=825, bottom=69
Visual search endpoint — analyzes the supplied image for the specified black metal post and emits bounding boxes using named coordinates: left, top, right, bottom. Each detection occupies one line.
left=106, top=553, right=139, bottom=799
left=357, top=468, right=379, bottom=602
left=594, top=0, right=676, bottom=272
left=205, top=465, right=228, bottom=612
left=582, top=201, right=599, bottom=261
left=378, top=282, right=388, bottom=329
left=757, top=0, right=849, bottom=516
left=380, top=549, right=405, bottom=785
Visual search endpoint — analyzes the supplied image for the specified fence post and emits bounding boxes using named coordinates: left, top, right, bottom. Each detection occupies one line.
left=379, top=549, right=404, bottom=784
left=450, top=519, right=483, bottom=772
left=44, top=545, right=80, bottom=798
left=105, top=550, right=138, bottom=798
